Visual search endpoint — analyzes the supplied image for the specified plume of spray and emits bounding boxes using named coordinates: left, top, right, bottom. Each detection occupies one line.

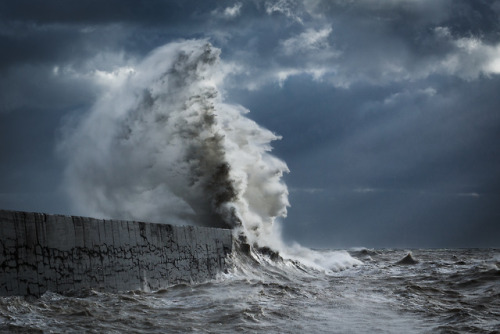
left=60, top=40, right=360, bottom=272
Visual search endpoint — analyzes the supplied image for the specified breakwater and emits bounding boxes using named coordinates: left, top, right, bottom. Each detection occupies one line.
left=0, top=210, right=232, bottom=296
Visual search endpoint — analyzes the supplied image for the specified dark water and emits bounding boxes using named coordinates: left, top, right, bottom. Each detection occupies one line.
left=1, top=249, right=498, bottom=333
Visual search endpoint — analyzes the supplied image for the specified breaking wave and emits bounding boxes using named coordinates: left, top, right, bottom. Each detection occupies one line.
left=60, top=39, right=360, bottom=271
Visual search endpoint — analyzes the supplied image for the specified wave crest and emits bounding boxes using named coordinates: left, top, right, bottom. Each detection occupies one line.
left=61, top=39, right=360, bottom=271
left=61, top=40, right=288, bottom=242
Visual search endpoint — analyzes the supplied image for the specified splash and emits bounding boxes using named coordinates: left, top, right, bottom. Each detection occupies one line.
left=61, top=40, right=287, bottom=239
left=60, top=39, right=360, bottom=271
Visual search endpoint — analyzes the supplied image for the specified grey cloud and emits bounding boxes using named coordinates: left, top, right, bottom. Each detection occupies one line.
left=232, top=70, right=500, bottom=247
left=0, top=64, right=98, bottom=114
left=216, top=0, right=500, bottom=88
left=211, top=3, right=243, bottom=20
left=1, top=0, right=499, bottom=248
left=0, top=0, right=202, bottom=25
left=284, top=188, right=500, bottom=248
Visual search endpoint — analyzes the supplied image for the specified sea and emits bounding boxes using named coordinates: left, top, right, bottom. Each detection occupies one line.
left=1, top=248, right=498, bottom=334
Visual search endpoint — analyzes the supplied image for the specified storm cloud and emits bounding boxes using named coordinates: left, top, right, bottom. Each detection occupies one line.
left=1, top=0, right=499, bottom=248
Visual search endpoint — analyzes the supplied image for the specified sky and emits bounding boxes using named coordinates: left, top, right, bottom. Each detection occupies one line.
left=1, top=0, right=499, bottom=248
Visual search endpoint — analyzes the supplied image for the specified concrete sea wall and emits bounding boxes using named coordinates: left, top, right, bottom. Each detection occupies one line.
left=0, top=210, right=233, bottom=296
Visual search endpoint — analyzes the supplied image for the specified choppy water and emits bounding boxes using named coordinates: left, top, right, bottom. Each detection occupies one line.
left=1, top=248, right=498, bottom=333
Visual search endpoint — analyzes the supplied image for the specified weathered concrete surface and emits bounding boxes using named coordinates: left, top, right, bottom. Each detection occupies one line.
left=0, top=210, right=232, bottom=296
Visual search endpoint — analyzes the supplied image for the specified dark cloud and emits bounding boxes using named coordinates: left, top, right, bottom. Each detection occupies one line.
left=1, top=0, right=499, bottom=247
left=0, top=105, right=70, bottom=214
left=0, top=0, right=199, bottom=25
left=234, top=73, right=500, bottom=248
left=284, top=188, right=500, bottom=248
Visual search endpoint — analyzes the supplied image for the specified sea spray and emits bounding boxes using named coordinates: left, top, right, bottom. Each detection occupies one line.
left=60, top=39, right=359, bottom=271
